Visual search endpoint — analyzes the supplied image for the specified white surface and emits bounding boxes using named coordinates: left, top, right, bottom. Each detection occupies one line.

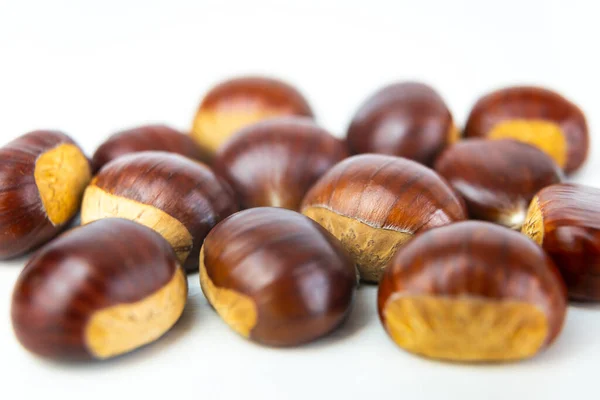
left=1, top=1, right=599, bottom=399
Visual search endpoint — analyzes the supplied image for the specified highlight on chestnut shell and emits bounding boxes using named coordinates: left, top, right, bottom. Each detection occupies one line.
left=346, top=82, right=458, bottom=166
left=213, top=117, right=348, bottom=210
left=80, top=151, right=238, bottom=272
left=464, top=86, right=588, bottom=174
left=11, top=218, right=188, bottom=361
left=199, top=207, right=356, bottom=347
left=378, top=221, right=567, bottom=362
left=434, top=139, right=563, bottom=229
left=190, top=76, right=314, bottom=156
left=92, top=124, right=207, bottom=172
left=522, top=183, right=600, bottom=301
left=0, top=130, right=91, bottom=259
left=301, top=154, right=467, bottom=283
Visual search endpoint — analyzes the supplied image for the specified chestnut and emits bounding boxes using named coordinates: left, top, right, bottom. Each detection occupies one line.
left=301, top=154, right=467, bottom=283
left=213, top=117, right=348, bottom=210
left=91, top=124, right=207, bottom=172
left=465, top=86, right=588, bottom=174
left=434, top=139, right=563, bottom=229
left=200, top=207, right=356, bottom=346
left=346, top=82, right=458, bottom=166
left=522, top=183, right=600, bottom=301
left=11, top=218, right=187, bottom=361
left=0, top=130, right=91, bottom=259
left=378, top=221, right=567, bottom=362
left=80, top=151, right=238, bottom=272
left=190, top=76, right=314, bottom=157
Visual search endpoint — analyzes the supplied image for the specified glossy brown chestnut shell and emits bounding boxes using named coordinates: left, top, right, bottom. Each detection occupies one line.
left=434, top=139, right=563, bottom=229
left=92, top=124, right=207, bottom=172
left=11, top=218, right=187, bottom=361
left=378, top=221, right=567, bottom=362
left=199, top=207, right=356, bottom=347
left=301, top=154, right=467, bottom=282
left=80, top=151, right=238, bottom=272
left=522, top=183, right=600, bottom=301
left=465, top=86, right=588, bottom=174
left=0, top=130, right=91, bottom=259
left=346, top=82, right=458, bottom=166
left=213, top=117, right=348, bottom=210
left=191, top=76, right=314, bottom=157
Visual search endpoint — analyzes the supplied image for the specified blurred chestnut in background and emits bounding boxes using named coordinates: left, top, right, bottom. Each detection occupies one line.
left=522, top=183, right=600, bottom=301
left=11, top=219, right=187, bottom=361
left=81, top=152, right=238, bottom=272
left=92, top=124, right=207, bottom=172
left=465, top=86, right=588, bottom=174
left=434, top=139, right=562, bottom=229
left=346, top=82, right=458, bottom=166
left=213, top=117, right=348, bottom=210
left=301, top=154, right=467, bottom=282
left=378, top=221, right=567, bottom=362
left=0, top=130, right=91, bottom=259
left=200, top=207, right=356, bottom=346
left=190, top=76, right=314, bottom=157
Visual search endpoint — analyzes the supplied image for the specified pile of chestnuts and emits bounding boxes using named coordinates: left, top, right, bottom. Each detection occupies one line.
left=1, top=76, right=597, bottom=363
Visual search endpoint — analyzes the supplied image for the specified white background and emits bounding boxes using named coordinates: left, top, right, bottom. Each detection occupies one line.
left=1, top=1, right=599, bottom=399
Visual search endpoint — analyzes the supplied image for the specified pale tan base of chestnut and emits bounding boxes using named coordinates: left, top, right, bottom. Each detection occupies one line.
left=199, top=246, right=258, bottom=338
left=35, top=143, right=91, bottom=226
left=84, top=268, right=187, bottom=359
left=522, top=196, right=545, bottom=245
left=191, top=109, right=286, bottom=154
left=383, top=294, right=549, bottom=362
left=81, top=184, right=193, bottom=264
left=302, top=206, right=412, bottom=283
left=488, top=119, right=567, bottom=169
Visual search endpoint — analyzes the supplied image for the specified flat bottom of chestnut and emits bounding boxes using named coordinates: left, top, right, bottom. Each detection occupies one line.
left=84, top=268, right=187, bottom=359
left=383, top=294, right=548, bottom=362
left=522, top=196, right=544, bottom=245
left=199, top=246, right=258, bottom=338
left=302, top=206, right=412, bottom=282
left=488, top=119, right=567, bottom=169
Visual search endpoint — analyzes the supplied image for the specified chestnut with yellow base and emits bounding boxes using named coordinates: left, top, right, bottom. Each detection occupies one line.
left=11, top=219, right=187, bottom=361
left=378, top=221, right=567, bottom=362
left=0, top=130, right=91, bottom=259
left=301, top=154, right=467, bottom=282
left=199, top=208, right=356, bottom=347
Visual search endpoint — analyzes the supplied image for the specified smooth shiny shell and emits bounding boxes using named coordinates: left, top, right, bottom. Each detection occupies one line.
left=80, top=152, right=238, bottom=272
left=301, top=154, right=467, bottom=282
left=200, top=207, right=356, bottom=346
left=11, top=219, right=187, bottom=361
left=0, top=130, right=91, bottom=259
left=92, top=125, right=207, bottom=172
left=434, top=139, right=562, bottom=229
left=191, top=76, right=313, bottom=156
left=378, top=221, right=567, bottom=362
left=213, top=117, right=348, bottom=210
left=522, top=184, right=600, bottom=301
left=465, top=86, right=588, bottom=174
left=346, top=82, right=457, bottom=166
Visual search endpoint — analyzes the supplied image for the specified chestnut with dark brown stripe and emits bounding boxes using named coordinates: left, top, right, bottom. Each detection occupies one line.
left=0, top=130, right=91, bottom=259
left=92, top=124, right=208, bottom=172
left=378, top=221, right=567, bottom=362
left=11, top=219, right=187, bottom=361
left=301, top=154, right=467, bottom=282
left=81, top=152, right=238, bottom=272
left=434, top=139, right=563, bottom=229
left=346, top=82, right=457, bottom=166
left=200, top=207, right=356, bottom=347
left=465, top=86, right=588, bottom=174
left=214, top=117, right=348, bottom=210
left=522, top=183, right=600, bottom=301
